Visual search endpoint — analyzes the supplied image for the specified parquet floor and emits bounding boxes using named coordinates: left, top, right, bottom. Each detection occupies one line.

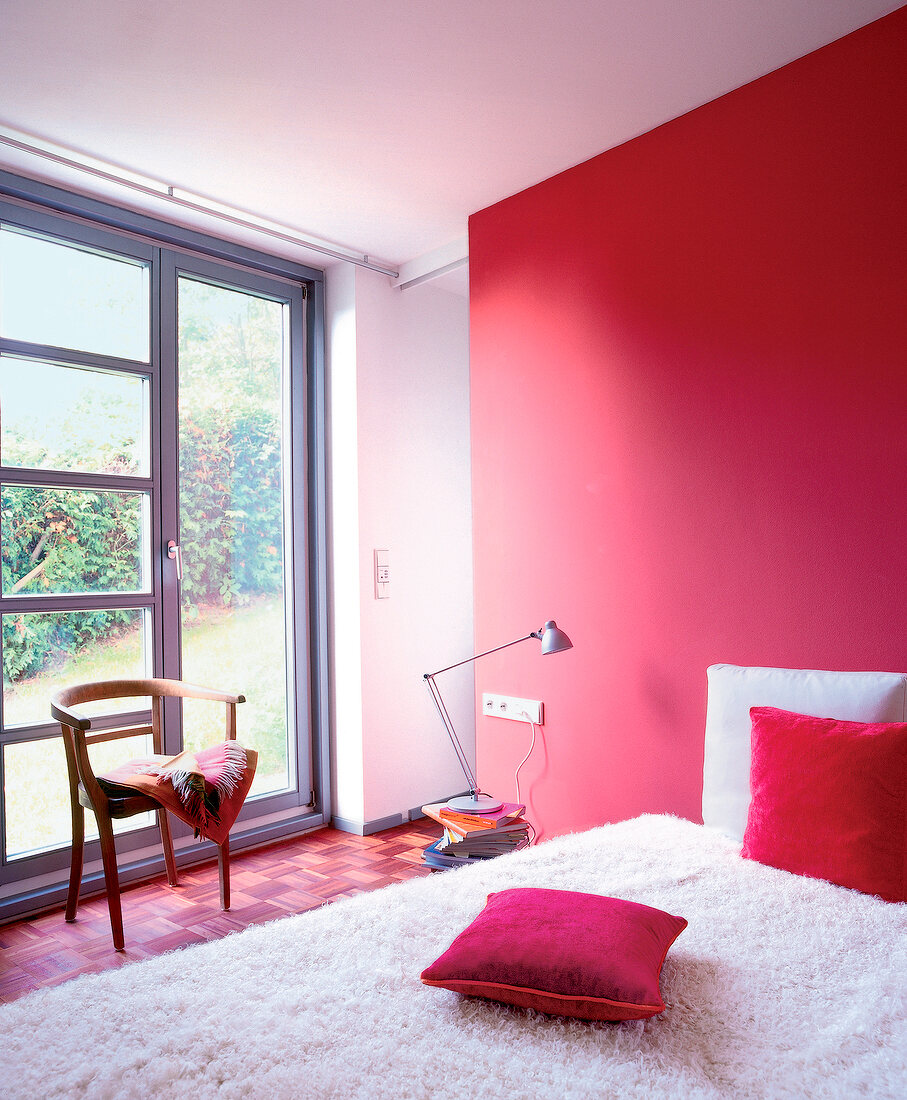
left=0, top=818, right=440, bottom=1004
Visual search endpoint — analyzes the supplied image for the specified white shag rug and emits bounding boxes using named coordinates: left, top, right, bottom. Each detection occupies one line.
left=2, top=815, right=905, bottom=1100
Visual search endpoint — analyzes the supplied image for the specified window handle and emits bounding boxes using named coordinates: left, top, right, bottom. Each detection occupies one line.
left=166, top=539, right=182, bottom=582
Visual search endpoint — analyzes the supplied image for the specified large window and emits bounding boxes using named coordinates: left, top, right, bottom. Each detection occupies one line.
left=0, top=187, right=327, bottom=914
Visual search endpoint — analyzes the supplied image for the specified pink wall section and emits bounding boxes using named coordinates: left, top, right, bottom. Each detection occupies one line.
left=468, top=8, right=907, bottom=839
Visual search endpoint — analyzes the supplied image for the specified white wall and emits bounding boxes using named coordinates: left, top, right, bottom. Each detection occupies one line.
left=325, top=263, right=365, bottom=823
left=326, top=263, right=474, bottom=830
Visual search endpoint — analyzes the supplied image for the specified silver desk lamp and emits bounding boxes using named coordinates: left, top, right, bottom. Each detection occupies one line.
left=423, top=620, right=573, bottom=813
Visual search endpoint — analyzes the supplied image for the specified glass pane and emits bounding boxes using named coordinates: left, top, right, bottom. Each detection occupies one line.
left=0, top=226, right=149, bottom=361
left=1, top=485, right=148, bottom=597
left=0, top=356, right=149, bottom=476
left=4, top=735, right=154, bottom=860
left=180, top=601, right=289, bottom=797
left=178, top=277, right=291, bottom=797
left=2, top=608, right=148, bottom=727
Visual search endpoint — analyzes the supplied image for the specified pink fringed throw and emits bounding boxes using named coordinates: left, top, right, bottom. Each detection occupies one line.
left=98, top=741, right=258, bottom=845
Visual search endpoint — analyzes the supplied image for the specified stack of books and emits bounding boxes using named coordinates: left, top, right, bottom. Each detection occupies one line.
left=420, top=801, right=531, bottom=869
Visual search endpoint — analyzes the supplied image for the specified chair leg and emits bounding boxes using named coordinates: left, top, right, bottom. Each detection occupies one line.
left=96, top=812, right=126, bottom=951
left=218, top=836, right=230, bottom=911
left=65, top=803, right=85, bottom=923
left=157, top=808, right=179, bottom=887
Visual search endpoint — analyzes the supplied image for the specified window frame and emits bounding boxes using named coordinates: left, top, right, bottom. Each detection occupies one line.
left=0, top=171, right=330, bottom=921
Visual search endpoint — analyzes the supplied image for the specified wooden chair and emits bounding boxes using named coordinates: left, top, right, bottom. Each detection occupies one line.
left=51, top=678, right=246, bottom=951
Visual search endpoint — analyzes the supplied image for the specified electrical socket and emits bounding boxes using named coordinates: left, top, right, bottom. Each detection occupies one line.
left=481, top=693, right=544, bottom=725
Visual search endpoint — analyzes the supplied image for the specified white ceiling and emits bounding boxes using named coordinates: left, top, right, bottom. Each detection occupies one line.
left=0, top=1, right=901, bottom=290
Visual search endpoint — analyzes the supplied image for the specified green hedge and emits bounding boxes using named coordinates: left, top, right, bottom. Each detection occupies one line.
left=2, top=402, right=283, bottom=683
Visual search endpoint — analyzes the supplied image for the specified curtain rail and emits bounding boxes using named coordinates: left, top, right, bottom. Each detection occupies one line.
left=0, top=132, right=400, bottom=278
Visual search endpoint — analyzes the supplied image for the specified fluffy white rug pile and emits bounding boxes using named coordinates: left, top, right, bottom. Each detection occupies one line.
left=2, top=815, right=905, bottom=1099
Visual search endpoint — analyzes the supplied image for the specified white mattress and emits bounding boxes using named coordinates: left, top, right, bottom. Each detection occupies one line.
left=2, top=814, right=904, bottom=1098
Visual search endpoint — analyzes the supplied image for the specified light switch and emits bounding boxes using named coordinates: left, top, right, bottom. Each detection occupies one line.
left=374, top=549, right=390, bottom=598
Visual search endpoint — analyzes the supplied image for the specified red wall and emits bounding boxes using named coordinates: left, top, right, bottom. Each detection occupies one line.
left=468, top=8, right=907, bottom=839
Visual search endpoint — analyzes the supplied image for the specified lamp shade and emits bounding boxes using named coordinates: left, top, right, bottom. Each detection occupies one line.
left=538, top=620, right=573, bottom=655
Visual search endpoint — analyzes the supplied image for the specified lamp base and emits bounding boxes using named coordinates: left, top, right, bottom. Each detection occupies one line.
left=445, top=793, right=504, bottom=814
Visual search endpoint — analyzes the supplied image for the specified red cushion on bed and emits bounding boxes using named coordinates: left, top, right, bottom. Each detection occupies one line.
left=742, top=707, right=907, bottom=902
left=420, top=887, right=686, bottom=1021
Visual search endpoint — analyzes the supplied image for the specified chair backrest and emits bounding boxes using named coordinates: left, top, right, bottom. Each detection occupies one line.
left=51, top=679, right=246, bottom=811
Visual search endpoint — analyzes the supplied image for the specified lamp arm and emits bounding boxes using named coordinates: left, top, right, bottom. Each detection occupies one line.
left=422, top=624, right=567, bottom=804
left=423, top=632, right=537, bottom=679
left=424, top=673, right=480, bottom=794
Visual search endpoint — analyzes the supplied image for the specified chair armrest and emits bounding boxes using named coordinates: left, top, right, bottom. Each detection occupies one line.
left=51, top=694, right=93, bottom=730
